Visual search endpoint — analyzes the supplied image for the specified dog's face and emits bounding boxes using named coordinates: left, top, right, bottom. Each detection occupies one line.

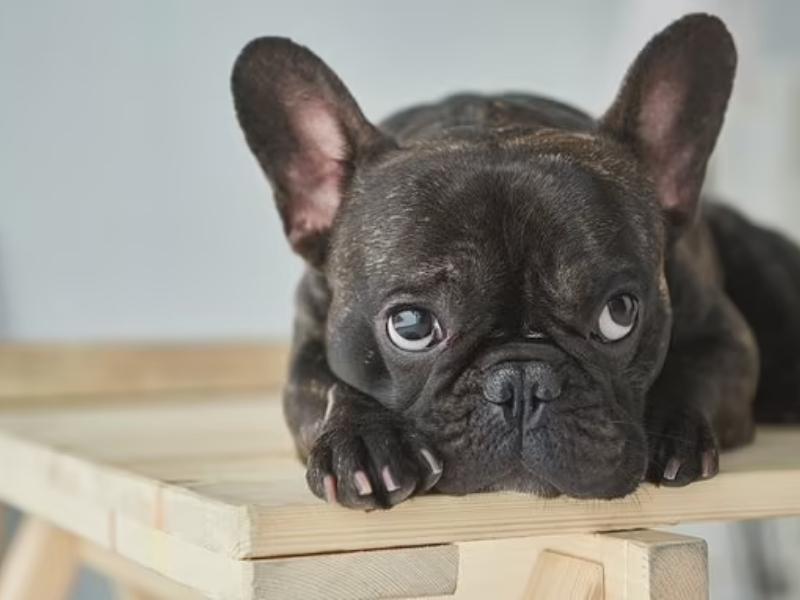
left=325, top=135, right=671, bottom=497
left=233, top=14, right=735, bottom=498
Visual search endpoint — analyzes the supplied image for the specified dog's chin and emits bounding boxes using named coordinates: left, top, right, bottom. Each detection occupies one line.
left=519, top=415, right=647, bottom=499
left=434, top=468, right=562, bottom=498
left=433, top=462, right=642, bottom=500
left=531, top=463, right=644, bottom=500
left=426, top=402, right=647, bottom=500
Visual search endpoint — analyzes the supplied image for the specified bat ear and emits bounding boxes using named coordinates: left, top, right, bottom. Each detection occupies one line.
left=601, top=14, right=736, bottom=228
left=232, top=38, right=393, bottom=265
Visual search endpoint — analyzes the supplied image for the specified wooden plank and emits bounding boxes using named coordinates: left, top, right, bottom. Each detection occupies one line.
left=90, top=509, right=458, bottom=600
left=1, top=507, right=456, bottom=600
left=244, top=463, right=800, bottom=557
left=417, top=530, right=705, bottom=600
left=0, top=343, right=287, bottom=402
left=524, top=550, right=603, bottom=599
left=79, top=538, right=206, bottom=600
left=0, top=394, right=797, bottom=562
left=0, top=517, right=79, bottom=600
left=113, top=514, right=458, bottom=600
left=605, top=530, right=708, bottom=600
left=106, top=514, right=252, bottom=600
left=251, top=545, right=458, bottom=599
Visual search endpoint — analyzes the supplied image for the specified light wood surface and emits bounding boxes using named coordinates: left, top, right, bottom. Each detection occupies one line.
left=0, top=392, right=794, bottom=597
left=415, top=530, right=706, bottom=600
left=80, top=538, right=205, bottom=600
left=0, top=343, right=287, bottom=402
left=0, top=345, right=770, bottom=598
left=0, top=517, right=79, bottom=600
left=0, top=392, right=798, bottom=563
left=524, top=550, right=604, bottom=599
left=252, top=545, right=458, bottom=599
left=615, top=530, right=708, bottom=600
left=82, top=531, right=457, bottom=600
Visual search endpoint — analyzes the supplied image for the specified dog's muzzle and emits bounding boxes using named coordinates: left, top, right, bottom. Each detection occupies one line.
left=482, top=360, right=562, bottom=423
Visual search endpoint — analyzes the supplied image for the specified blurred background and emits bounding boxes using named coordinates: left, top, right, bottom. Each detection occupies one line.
left=2, top=0, right=799, bottom=342
left=1, top=0, right=798, bottom=598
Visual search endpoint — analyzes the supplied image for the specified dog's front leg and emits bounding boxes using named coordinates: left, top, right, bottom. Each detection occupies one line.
left=645, top=293, right=758, bottom=486
left=283, top=278, right=443, bottom=509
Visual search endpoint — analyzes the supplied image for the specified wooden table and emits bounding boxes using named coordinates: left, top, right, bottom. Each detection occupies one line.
left=0, top=345, right=798, bottom=599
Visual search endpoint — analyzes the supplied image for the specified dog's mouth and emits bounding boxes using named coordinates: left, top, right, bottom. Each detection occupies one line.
left=519, top=406, right=647, bottom=498
left=415, top=383, right=647, bottom=499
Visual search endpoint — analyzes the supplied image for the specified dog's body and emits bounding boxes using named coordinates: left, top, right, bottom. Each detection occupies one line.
left=233, top=14, right=800, bottom=509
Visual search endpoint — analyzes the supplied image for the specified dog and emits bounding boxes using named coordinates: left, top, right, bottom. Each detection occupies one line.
left=231, top=13, right=800, bottom=509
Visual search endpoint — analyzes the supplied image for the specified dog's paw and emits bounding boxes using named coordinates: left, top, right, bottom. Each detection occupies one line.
left=305, top=408, right=443, bottom=510
left=646, top=408, right=719, bottom=487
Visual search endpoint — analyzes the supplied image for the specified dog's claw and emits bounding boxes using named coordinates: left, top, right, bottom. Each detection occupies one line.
left=421, top=448, right=442, bottom=475
left=323, top=474, right=337, bottom=503
left=663, top=458, right=681, bottom=481
left=354, top=470, right=372, bottom=496
left=381, top=466, right=400, bottom=492
left=646, top=408, right=719, bottom=487
left=306, top=416, right=441, bottom=510
left=701, top=449, right=719, bottom=479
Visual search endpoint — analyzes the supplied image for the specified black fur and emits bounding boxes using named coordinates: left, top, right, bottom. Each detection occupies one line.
left=232, top=14, right=797, bottom=509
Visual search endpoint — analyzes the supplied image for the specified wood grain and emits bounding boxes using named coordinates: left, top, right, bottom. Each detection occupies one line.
left=0, top=345, right=733, bottom=599
left=0, top=393, right=797, bottom=564
left=608, top=530, right=708, bottom=600
left=93, top=510, right=457, bottom=600
left=0, top=343, right=287, bottom=402
left=80, top=538, right=205, bottom=600
left=524, top=550, right=604, bottom=599
left=417, top=530, right=706, bottom=600
left=252, top=545, right=458, bottom=599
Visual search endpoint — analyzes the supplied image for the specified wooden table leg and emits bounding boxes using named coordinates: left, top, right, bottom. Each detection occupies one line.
left=600, top=530, right=708, bottom=600
left=0, top=517, right=79, bottom=600
left=448, top=529, right=708, bottom=600
left=525, top=550, right=604, bottom=599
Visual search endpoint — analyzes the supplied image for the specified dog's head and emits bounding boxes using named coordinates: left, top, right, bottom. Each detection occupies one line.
left=232, top=14, right=736, bottom=498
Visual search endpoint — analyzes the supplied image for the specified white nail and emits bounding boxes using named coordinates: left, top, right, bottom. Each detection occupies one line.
left=323, top=385, right=337, bottom=423
left=420, top=449, right=442, bottom=475
left=663, top=458, right=681, bottom=481
left=382, top=466, right=400, bottom=492
left=354, top=470, right=373, bottom=496
left=323, top=475, right=337, bottom=503
left=701, top=451, right=715, bottom=478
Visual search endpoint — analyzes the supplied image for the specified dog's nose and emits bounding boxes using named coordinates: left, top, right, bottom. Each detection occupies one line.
left=482, top=361, right=562, bottom=418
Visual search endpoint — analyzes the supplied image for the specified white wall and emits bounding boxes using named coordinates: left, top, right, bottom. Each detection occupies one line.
left=1, top=0, right=798, bottom=342
left=2, top=4, right=800, bottom=600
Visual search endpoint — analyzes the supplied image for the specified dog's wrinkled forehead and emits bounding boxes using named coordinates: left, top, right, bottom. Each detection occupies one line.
left=331, top=131, right=664, bottom=305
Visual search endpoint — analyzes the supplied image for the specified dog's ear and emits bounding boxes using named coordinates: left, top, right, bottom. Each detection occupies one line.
left=232, top=38, right=392, bottom=265
left=601, top=14, right=736, bottom=227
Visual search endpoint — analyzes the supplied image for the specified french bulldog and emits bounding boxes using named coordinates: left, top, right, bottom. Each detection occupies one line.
left=231, top=13, right=800, bottom=509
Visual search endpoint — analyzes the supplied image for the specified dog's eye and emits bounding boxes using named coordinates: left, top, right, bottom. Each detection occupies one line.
left=387, top=308, right=443, bottom=351
left=597, top=294, right=638, bottom=342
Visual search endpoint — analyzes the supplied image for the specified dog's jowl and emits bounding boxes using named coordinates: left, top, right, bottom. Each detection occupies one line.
left=232, top=14, right=800, bottom=509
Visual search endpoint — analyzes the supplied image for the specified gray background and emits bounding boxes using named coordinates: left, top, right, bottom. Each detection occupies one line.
left=1, top=0, right=799, bottom=342
left=1, top=1, right=799, bottom=599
